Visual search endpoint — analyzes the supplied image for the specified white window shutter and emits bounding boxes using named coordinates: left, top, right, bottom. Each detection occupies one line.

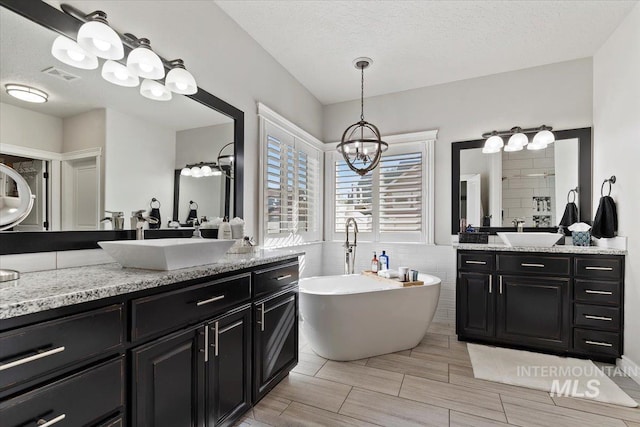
left=334, top=161, right=373, bottom=233
left=379, top=152, right=423, bottom=233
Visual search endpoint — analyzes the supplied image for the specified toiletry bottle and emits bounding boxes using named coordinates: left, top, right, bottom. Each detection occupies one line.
left=379, top=251, right=389, bottom=270
left=219, top=217, right=233, bottom=240
left=371, top=252, right=379, bottom=273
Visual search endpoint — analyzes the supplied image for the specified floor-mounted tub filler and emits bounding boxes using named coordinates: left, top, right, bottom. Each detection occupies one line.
left=299, top=273, right=441, bottom=361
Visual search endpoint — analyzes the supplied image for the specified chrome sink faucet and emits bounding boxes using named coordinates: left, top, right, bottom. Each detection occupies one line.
left=132, top=210, right=159, bottom=240
left=512, top=218, right=525, bottom=233
left=344, top=217, right=359, bottom=274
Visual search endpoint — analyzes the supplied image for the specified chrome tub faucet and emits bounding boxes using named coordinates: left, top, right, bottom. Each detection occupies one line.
left=344, top=217, right=359, bottom=274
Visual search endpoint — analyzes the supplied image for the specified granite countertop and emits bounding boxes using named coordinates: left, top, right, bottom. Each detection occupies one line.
left=454, top=243, right=626, bottom=255
left=0, top=249, right=303, bottom=320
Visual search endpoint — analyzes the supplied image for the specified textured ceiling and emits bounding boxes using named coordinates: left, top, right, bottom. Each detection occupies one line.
left=215, top=0, right=637, bottom=105
left=0, top=6, right=231, bottom=131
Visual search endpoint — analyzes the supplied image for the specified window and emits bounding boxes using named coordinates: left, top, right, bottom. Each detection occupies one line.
left=259, top=104, right=322, bottom=246
left=329, top=135, right=436, bottom=244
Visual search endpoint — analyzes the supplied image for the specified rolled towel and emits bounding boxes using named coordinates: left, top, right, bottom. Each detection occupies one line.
left=378, top=269, right=399, bottom=279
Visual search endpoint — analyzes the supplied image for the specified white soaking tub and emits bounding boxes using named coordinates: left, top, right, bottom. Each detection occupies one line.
left=299, top=273, right=441, bottom=361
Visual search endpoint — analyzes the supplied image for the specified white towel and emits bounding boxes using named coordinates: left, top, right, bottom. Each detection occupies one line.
left=378, top=269, right=399, bottom=279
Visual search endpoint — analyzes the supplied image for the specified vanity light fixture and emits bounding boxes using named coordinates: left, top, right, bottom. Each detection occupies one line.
left=165, top=60, right=197, bottom=95
left=140, top=79, right=172, bottom=101
left=181, top=162, right=227, bottom=178
left=102, top=60, right=140, bottom=87
left=76, top=11, right=124, bottom=60
left=481, top=125, right=554, bottom=154
left=51, top=35, right=98, bottom=70
left=5, top=84, right=48, bottom=103
left=337, top=57, right=388, bottom=176
left=127, top=38, right=165, bottom=79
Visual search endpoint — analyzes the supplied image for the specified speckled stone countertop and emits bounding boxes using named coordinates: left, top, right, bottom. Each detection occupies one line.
left=455, top=243, right=626, bottom=255
left=0, top=249, right=303, bottom=320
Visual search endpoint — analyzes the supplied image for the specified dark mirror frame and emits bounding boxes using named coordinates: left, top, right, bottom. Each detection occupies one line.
left=173, top=166, right=233, bottom=224
left=451, top=127, right=592, bottom=235
left=0, top=0, right=244, bottom=255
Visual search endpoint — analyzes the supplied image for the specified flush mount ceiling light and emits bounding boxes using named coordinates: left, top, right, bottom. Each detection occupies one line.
left=5, top=84, right=48, bottom=103
left=165, top=59, right=197, bottom=95
left=127, top=38, right=165, bottom=79
left=481, top=125, right=554, bottom=154
left=51, top=35, right=98, bottom=69
left=337, top=57, right=388, bottom=176
left=140, top=79, right=172, bottom=101
left=76, top=10, right=124, bottom=60
left=102, top=60, right=140, bottom=87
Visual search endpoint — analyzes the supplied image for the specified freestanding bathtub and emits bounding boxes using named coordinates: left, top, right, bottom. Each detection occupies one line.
left=299, top=273, right=441, bottom=361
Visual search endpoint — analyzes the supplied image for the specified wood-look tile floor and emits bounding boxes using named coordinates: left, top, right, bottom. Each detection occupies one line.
left=236, top=323, right=640, bottom=427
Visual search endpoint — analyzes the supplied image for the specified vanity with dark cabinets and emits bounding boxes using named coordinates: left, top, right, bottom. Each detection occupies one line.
left=456, top=248, right=624, bottom=362
left=0, top=257, right=299, bottom=427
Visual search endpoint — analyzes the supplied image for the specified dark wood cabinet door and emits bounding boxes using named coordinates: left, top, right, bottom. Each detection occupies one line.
left=253, top=290, right=298, bottom=402
left=206, top=306, right=251, bottom=427
left=132, top=325, right=205, bottom=427
left=457, top=272, right=495, bottom=338
left=496, top=275, right=569, bottom=350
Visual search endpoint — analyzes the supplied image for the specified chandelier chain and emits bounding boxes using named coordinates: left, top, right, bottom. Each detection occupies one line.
left=360, top=65, right=364, bottom=121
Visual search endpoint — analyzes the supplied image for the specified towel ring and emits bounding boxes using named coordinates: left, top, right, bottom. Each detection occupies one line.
left=601, top=176, right=616, bottom=197
left=150, top=198, right=161, bottom=209
left=189, top=201, right=199, bottom=210
left=567, top=188, right=578, bottom=204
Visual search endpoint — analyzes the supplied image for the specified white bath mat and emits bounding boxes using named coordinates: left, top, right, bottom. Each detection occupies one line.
left=467, top=343, right=638, bottom=407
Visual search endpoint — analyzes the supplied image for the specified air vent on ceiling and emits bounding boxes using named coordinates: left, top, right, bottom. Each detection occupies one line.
left=42, top=66, right=80, bottom=82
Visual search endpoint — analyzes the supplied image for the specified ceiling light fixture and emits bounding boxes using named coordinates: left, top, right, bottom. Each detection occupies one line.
left=127, top=38, right=165, bottom=79
left=140, top=79, right=172, bottom=101
left=481, top=125, right=554, bottom=154
left=76, top=11, right=124, bottom=60
left=337, top=57, right=388, bottom=176
left=102, top=60, right=140, bottom=87
left=165, top=59, right=197, bottom=95
left=5, top=84, right=48, bottom=103
left=51, top=35, right=98, bottom=69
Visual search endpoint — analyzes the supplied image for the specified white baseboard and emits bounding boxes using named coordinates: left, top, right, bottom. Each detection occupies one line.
left=617, top=356, right=640, bottom=386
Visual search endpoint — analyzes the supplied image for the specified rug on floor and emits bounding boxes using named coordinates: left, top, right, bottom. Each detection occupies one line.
left=467, top=343, right=638, bottom=407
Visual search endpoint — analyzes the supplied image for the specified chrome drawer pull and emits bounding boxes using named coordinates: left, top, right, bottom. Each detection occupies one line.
left=264, top=296, right=296, bottom=314
left=257, top=303, right=265, bottom=332
left=488, top=275, right=492, bottom=294
left=521, top=263, right=545, bottom=268
left=465, top=260, right=486, bottom=265
left=585, top=290, right=613, bottom=295
left=196, top=295, right=225, bottom=306
left=585, top=266, right=613, bottom=271
left=276, top=274, right=293, bottom=281
left=499, top=276, right=503, bottom=294
left=584, top=315, right=613, bottom=321
left=0, top=346, right=65, bottom=371
left=37, top=414, right=66, bottom=427
left=585, top=340, right=613, bottom=347
left=203, top=325, right=209, bottom=361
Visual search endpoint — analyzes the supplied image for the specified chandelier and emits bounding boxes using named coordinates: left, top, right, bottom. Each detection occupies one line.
left=336, top=57, right=388, bottom=176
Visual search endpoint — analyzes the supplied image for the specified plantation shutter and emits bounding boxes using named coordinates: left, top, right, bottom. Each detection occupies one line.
left=378, top=152, right=423, bottom=233
left=265, top=133, right=295, bottom=235
left=296, top=144, right=320, bottom=234
left=334, top=161, right=373, bottom=232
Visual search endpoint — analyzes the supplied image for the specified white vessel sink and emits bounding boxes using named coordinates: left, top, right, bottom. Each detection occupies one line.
left=98, top=238, right=235, bottom=271
left=497, top=232, right=563, bottom=248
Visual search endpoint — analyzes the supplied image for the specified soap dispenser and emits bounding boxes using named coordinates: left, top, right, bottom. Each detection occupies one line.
left=379, top=251, right=389, bottom=270
left=219, top=217, right=233, bottom=240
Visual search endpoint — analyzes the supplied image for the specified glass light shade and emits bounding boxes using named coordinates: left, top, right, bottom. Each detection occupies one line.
left=102, top=60, right=140, bottom=87
left=485, top=135, right=504, bottom=149
left=127, top=46, right=165, bottom=79
left=504, top=143, right=523, bottom=152
left=527, top=141, right=547, bottom=151
left=140, top=79, right=172, bottom=101
left=201, top=165, right=212, bottom=176
left=190, top=166, right=201, bottom=177
left=508, top=132, right=529, bottom=148
left=166, top=67, right=197, bottom=94
left=180, top=167, right=192, bottom=176
left=533, top=129, right=555, bottom=145
left=77, top=20, right=124, bottom=60
left=51, top=36, right=98, bottom=70
left=482, top=146, right=501, bottom=154
left=5, top=84, right=48, bottom=103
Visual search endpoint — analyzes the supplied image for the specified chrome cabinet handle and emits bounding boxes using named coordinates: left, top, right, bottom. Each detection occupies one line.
left=257, top=303, right=265, bottom=332
left=585, top=290, right=613, bottom=295
left=584, top=315, right=613, bottom=321
left=488, top=275, right=492, bottom=294
left=276, top=274, right=293, bottom=281
left=585, top=340, right=613, bottom=347
left=37, top=414, right=66, bottom=427
left=0, top=346, right=65, bottom=371
left=210, top=321, right=219, bottom=357
left=585, top=266, right=613, bottom=271
left=521, top=263, right=545, bottom=268
left=264, top=296, right=296, bottom=314
left=465, top=260, right=486, bottom=265
left=196, top=295, right=224, bottom=306
left=203, top=325, right=209, bottom=361
left=499, top=276, right=503, bottom=295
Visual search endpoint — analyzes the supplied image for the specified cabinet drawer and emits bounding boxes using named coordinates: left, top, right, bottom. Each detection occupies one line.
left=573, top=328, right=620, bottom=358
left=458, top=252, right=494, bottom=272
left=574, top=304, right=620, bottom=331
left=574, top=279, right=621, bottom=305
left=497, top=254, right=570, bottom=276
left=253, top=262, right=299, bottom=298
left=0, top=304, right=123, bottom=393
left=0, top=357, right=124, bottom=427
left=575, top=257, right=622, bottom=280
left=132, top=274, right=251, bottom=341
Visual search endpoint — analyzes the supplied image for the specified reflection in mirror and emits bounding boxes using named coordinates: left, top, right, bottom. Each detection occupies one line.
left=0, top=6, right=234, bottom=231
left=0, top=155, right=44, bottom=231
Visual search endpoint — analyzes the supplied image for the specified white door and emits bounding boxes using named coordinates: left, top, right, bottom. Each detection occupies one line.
left=63, top=158, right=99, bottom=230
left=13, top=160, right=46, bottom=231
left=461, top=173, right=482, bottom=228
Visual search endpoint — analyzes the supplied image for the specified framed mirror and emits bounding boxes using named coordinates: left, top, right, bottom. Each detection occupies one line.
left=451, top=127, right=592, bottom=234
left=0, top=1, right=244, bottom=254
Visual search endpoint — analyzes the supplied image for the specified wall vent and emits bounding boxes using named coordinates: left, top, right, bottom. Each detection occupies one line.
left=41, top=66, right=80, bottom=82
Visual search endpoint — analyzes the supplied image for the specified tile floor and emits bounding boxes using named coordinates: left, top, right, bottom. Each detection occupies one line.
left=236, top=323, right=640, bottom=426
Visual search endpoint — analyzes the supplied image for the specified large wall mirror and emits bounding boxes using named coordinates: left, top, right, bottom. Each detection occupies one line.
left=451, top=128, right=592, bottom=234
left=0, top=1, right=244, bottom=254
